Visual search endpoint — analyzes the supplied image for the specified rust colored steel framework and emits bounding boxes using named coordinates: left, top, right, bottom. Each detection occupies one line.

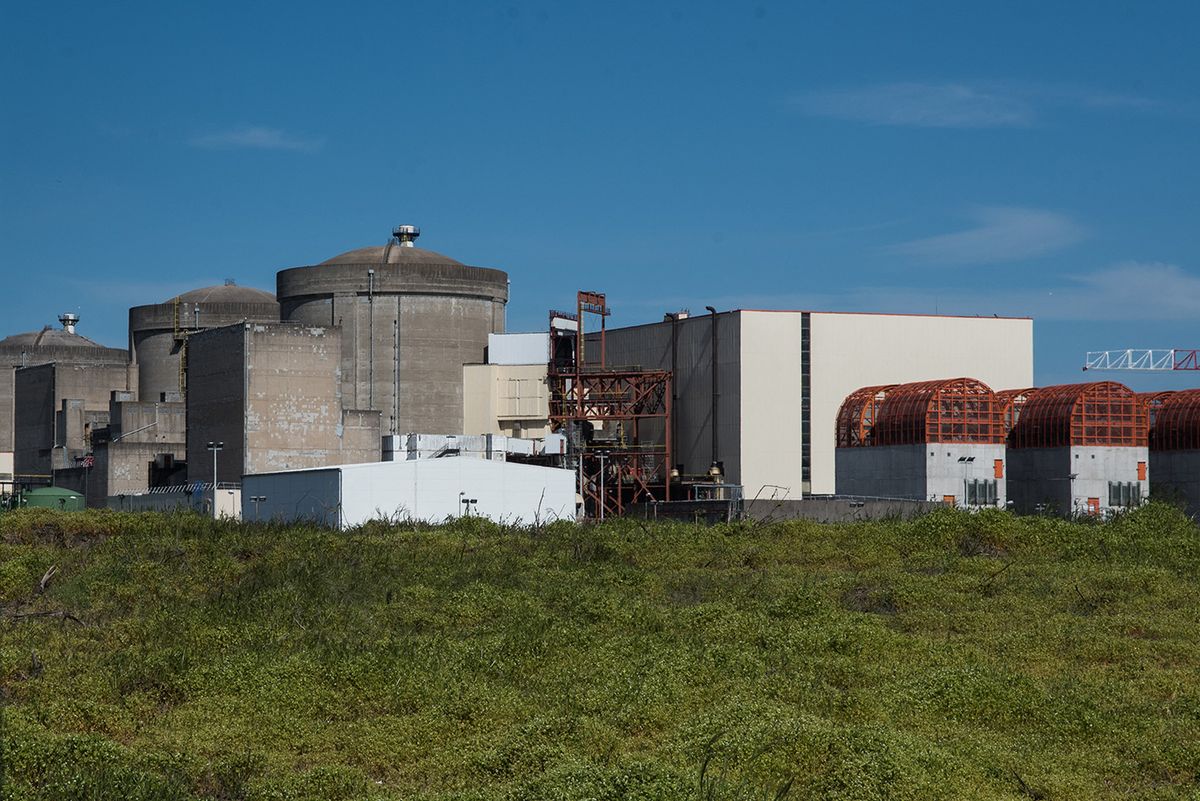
left=995, top=388, right=1035, bottom=439
left=872, top=377, right=1004, bottom=446
left=1138, top=391, right=1176, bottom=431
left=1010, top=382, right=1147, bottom=449
left=1150, top=389, right=1200, bottom=450
left=835, top=385, right=896, bottom=447
left=548, top=291, right=672, bottom=519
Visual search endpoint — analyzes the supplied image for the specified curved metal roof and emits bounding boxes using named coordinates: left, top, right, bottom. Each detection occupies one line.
left=1010, top=381, right=1145, bottom=448
left=835, top=384, right=896, bottom=447
left=1150, top=390, right=1200, bottom=450
left=872, top=377, right=1003, bottom=446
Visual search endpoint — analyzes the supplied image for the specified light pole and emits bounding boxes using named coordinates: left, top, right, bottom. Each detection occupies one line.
left=459, top=491, right=477, bottom=517
left=206, top=441, right=224, bottom=486
left=250, top=495, right=267, bottom=521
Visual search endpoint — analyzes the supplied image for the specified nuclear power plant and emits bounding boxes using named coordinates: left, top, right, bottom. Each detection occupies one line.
left=0, top=223, right=1191, bottom=523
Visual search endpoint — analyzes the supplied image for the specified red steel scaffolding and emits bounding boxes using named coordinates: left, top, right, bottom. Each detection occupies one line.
left=548, top=291, right=672, bottom=519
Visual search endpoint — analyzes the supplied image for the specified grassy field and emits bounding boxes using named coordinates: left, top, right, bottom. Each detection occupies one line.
left=1, top=505, right=1198, bottom=800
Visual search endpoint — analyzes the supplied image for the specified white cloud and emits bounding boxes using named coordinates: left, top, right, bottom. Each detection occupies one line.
left=885, top=207, right=1086, bottom=265
left=631, top=262, right=1200, bottom=324
left=189, top=126, right=323, bottom=153
left=796, top=83, right=1034, bottom=128
left=794, top=82, right=1158, bottom=128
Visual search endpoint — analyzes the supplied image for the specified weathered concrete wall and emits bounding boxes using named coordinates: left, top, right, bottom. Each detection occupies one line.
left=0, top=338, right=129, bottom=453
left=13, top=362, right=133, bottom=476
left=188, top=323, right=382, bottom=483
left=129, top=297, right=280, bottom=402
left=278, top=261, right=506, bottom=436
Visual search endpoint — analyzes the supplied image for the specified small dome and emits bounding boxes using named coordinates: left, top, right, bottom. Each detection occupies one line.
left=320, top=245, right=465, bottom=267
left=0, top=327, right=112, bottom=352
left=172, top=284, right=277, bottom=304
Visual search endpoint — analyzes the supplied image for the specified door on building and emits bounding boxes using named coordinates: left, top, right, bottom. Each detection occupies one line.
left=942, top=495, right=956, bottom=506
left=1087, top=497, right=1100, bottom=516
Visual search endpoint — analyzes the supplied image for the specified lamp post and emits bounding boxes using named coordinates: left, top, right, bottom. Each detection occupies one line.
left=206, top=441, right=224, bottom=486
left=459, top=491, right=477, bottom=517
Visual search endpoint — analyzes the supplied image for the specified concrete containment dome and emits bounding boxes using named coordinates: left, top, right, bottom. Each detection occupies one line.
left=276, top=225, right=509, bottom=435
left=128, top=281, right=280, bottom=401
left=0, top=317, right=129, bottom=454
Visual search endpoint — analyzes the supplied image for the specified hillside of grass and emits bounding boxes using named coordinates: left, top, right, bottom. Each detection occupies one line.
left=1, top=505, right=1198, bottom=800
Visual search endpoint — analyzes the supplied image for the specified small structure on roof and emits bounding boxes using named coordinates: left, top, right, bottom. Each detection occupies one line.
left=1006, top=381, right=1148, bottom=516
left=835, top=377, right=1006, bottom=508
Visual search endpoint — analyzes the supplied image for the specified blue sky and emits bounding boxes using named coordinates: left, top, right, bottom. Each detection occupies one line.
left=2, top=1, right=1198, bottom=389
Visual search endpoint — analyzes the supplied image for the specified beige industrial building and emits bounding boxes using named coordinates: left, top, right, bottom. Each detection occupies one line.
left=598, top=310, right=1033, bottom=500
left=463, top=333, right=551, bottom=439
left=185, top=322, right=381, bottom=484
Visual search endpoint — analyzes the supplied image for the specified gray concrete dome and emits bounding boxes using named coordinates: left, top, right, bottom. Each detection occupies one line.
left=128, top=282, right=280, bottom=401
left=276, top=226, right=508, bottom=435
left=0, top=320, right=128, bottom=454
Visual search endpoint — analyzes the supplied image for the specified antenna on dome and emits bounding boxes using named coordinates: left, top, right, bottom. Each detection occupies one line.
left=392, top=224, right=420, bottom=248
left=58, top=313, right=79, bottom=334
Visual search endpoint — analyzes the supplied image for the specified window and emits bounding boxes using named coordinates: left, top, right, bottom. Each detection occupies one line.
left=1108, top=481, right=1141, bottom=508
left=964, top=478, right=998, bottom=507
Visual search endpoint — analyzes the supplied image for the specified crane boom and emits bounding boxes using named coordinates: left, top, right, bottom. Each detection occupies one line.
left=1083, top=349, right=1200, bottom=371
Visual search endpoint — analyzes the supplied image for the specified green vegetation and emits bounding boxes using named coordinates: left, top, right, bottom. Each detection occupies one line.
left=2, top=505, right=1198, bottom=800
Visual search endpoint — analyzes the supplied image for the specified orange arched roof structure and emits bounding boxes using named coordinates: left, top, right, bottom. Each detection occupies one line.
left=1138, top=391, right=1176, bottom=430
left=872, top=377, right=1004, bottom=446
left=1010, top=381, right=1146, bottom=448
left=995, top=388, right=1035, bottom=435
left=835, top=385, right=895, bottom=447
left=1151, top=389, right=1200, bottom=450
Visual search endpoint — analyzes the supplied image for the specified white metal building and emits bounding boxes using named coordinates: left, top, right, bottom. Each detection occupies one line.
left=599, top=310, right=1033, bottom=500
left=241, top=457, right=575, bottom=528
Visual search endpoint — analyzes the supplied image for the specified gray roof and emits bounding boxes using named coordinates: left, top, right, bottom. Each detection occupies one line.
left=173, top=284, right=277, bottom=304
left=320, top=245, right=465, bottom=267
left=0, top=327, right=113, bottom=352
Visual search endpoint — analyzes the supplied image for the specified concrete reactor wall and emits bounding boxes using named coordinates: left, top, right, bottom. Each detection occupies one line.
left=128, top=287, right=279, bottom=401
left=187, top=323, right=382, bottom=484
left=14, top=361, right=135, bottom=476
left=276, top=252, right=508, bottom=437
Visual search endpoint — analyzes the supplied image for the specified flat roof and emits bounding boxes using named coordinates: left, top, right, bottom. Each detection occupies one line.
left=597, top=308, right=1031, bottom=335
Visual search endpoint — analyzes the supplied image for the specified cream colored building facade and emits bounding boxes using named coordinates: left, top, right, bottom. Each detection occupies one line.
left=601, top=310, right=1034, bottom=500
left=462, top=362, right=551, bottom=439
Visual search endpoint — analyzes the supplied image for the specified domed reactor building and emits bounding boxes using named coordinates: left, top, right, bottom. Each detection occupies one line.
left=0, top=314, right=131, bottom=478
left=276, top=225, right=508, bottom=434
left=128, top=281, right=280, bottom=401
